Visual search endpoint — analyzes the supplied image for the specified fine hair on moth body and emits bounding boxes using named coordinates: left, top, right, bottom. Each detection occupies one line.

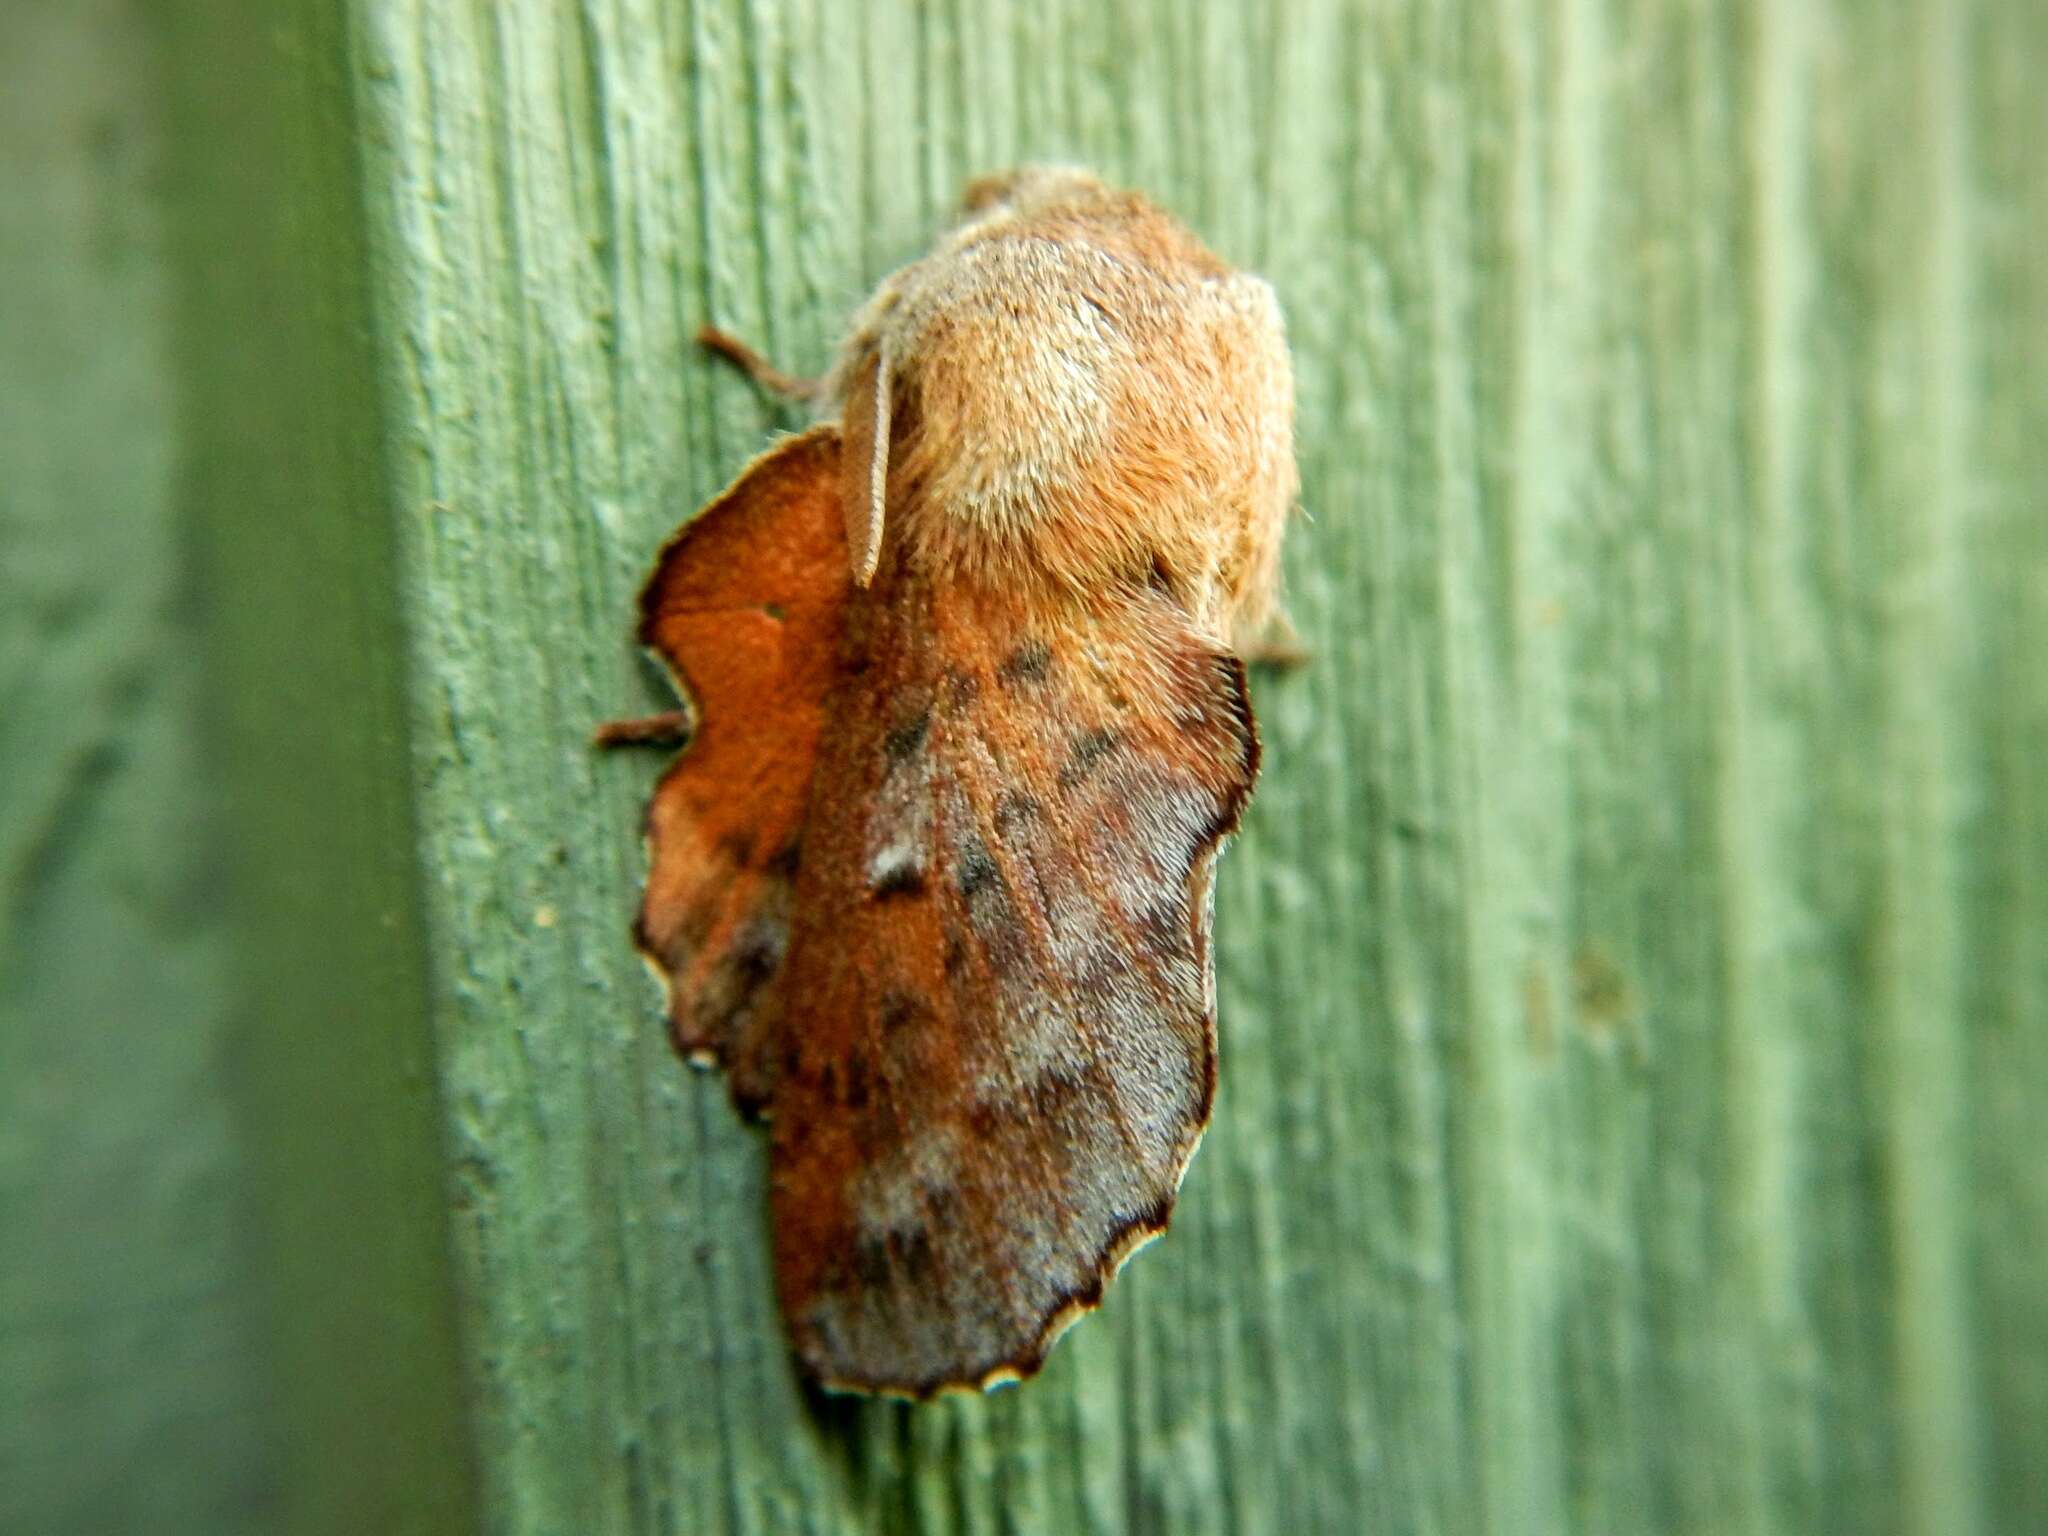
left=600, top=165, right=1300, bottom=1398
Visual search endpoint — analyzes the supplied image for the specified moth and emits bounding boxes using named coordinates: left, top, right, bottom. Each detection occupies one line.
left=600, top=167, right=1298, bottom=1397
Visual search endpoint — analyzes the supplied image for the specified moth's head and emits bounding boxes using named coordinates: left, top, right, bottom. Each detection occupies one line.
left=956, top=165, right=1116, bottom=225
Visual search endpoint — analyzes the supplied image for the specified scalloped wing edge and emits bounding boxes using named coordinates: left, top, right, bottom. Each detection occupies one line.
left=809, top=652, right=1258, bottom=1400
left=626, top=424, right=850, bottom=1112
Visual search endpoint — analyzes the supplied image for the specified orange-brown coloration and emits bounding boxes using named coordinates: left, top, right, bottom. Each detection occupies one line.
left=604, top=167, right=1297, bottom=1396
left=628, top=427, right=848, bottom=1112
left=768, top=557, right=1256, bottom=1394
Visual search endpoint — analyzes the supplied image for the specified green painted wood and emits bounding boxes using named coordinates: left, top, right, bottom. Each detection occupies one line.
left=0, top=5, right=272, bottom=1532
left=163, top=0, right=2048, bottom=1530
left=162, top=2, right=480, bottom=1533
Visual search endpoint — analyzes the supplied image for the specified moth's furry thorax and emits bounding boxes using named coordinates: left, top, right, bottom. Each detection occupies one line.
left=822, top=167, right=1297, bottom=647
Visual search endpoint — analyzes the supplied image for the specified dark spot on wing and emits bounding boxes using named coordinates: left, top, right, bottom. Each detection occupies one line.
left=884, top=707, right=932, bottom=765
left=879, top=989, right=923, bottom=1032
left=842, top=1055, right=871, bottom=1110
left=895, top=1225, right=937, bottom=1286
left=729, top=919, right=785, bottom=986
left=998, top=640, right=1054, bottom=685
left=854, top=1233, right=893, bottom=1290
left=729, top=1074, right=772, bottom=1122
left=956, top=830, right=1000, bottom=899
left=1058, top=727, right=1122, bottom=789
left=942, top=927, right=970, bottom=979
left=765, top=839, right=802, bottom=877
left=719, top=830, right=756, bottom=865
left=870, top=861, right=926, bottom=899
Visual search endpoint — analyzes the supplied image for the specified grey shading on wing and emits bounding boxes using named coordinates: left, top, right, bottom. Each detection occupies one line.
left=766, top=574, right=1259, bottom=1396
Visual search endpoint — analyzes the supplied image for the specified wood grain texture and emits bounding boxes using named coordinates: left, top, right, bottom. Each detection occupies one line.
left=235, top=0, right=2048, bottom=1530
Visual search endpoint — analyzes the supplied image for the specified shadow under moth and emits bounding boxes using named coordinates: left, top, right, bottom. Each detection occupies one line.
left=600, top=167, right=1298, bottom=1398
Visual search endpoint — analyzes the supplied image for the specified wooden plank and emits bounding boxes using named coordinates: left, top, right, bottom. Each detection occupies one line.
left=167, top=0, right=2048, bottom=1529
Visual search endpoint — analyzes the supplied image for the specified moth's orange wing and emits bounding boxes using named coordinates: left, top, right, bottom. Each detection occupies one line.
left=768, top=570, right=1258, bottom=1395
left=633, top=426, right=848, bottom=1113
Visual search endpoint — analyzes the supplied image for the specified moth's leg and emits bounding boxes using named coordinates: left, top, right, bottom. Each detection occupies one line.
left=593, top=710, right=693, bottom=748
left=1234, top=607, right=1311, bottom=669
left=697, top=325, right=820, bottom=402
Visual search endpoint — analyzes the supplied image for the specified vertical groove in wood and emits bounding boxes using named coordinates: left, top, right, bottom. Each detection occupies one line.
left=1966, top=4, right=2048, bottom=1526
left=1875, top=0, right=1980, bottom=1527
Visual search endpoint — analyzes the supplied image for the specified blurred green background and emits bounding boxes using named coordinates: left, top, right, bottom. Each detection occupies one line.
left=2, top=5, right=273, bottom=1531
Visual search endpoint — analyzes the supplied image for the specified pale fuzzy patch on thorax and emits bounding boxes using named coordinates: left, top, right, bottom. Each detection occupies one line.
left=825, top=197, right=1295, bottom=640
left=890, top=236, right=1124, bottom=535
